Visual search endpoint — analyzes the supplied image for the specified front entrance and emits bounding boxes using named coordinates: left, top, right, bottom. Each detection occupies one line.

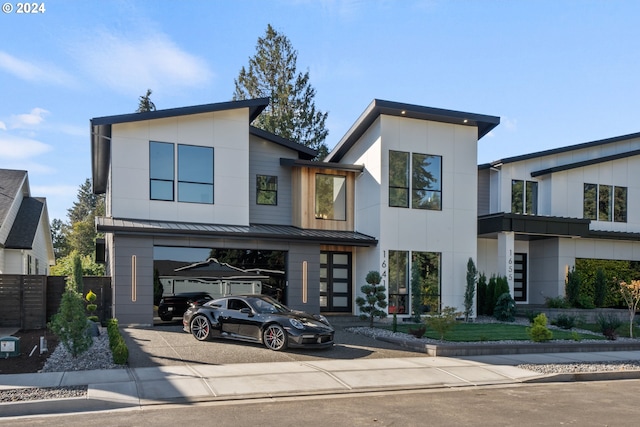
left=320, top=251, right=352, bottom=312
left=514, top=252, right=527, bottom=302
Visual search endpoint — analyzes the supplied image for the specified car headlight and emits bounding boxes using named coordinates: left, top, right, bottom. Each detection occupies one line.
left=317, top=315, right=329, bottom=324
left=289, top=318, right=305, bottom=330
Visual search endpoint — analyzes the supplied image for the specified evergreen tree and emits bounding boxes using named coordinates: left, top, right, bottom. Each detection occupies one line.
left=136, top=88, right=156, bottom=113
left=51, top=218, right=70, bottom=258
left=233, top=24, right=329, bottom=159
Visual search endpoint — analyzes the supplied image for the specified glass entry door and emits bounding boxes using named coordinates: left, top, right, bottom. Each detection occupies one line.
left=320, top=252, right=352, bottom=312
left=513, top=253, right=527, bottom=302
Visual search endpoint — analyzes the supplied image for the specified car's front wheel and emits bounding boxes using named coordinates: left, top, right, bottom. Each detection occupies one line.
left=263, top=324, right=287, bottom=351
left=190, top=315, right=212, bottom=341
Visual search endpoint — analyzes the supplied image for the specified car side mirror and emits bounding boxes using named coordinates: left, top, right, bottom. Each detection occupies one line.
left=240, top=307, right=253, bottom=316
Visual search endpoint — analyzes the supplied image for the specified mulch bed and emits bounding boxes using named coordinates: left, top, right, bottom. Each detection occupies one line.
left=0, top=329, right=60, bottom=374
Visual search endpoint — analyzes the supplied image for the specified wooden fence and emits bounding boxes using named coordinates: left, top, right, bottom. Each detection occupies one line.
left=0, top=275, right=112, bottom=330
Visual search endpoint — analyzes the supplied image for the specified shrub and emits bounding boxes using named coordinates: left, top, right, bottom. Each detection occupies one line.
left=477, top=273, right=487, bottom=316
left=594, top=268, right=608, bottom=308
left=485, top=276, right=497, bottom=316
left=523, top=310, right=541, bottom=323
left=463, top=258, right=477, bottom=322
left=425, top=306, right=459, bottom=340
left=392, top=313, right=398, bottom=333
left=106, top=318, right=129, bottom=364
left=552, top=314, right=576, bottom=329
left=545, top=296, right=570, bottom=308
left=494, top=292, right=516, bottom=322
left=527, top=313, right=553, bottom=342
left=407, top=325, right=426, bottom=338
left=565, top=266, right=581, bottom=308
left=48, top=289, right=93, bottom=357
left=355, top=271, right=388, bottom=327
left=596, top=313, right=622, bottom=340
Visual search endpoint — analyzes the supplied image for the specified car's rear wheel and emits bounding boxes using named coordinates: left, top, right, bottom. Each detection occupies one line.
left=263, top=324, right=287, bottom=351
left=190, top=315, right=212, bottom=341
left=160, top=314, right=173, bottom=321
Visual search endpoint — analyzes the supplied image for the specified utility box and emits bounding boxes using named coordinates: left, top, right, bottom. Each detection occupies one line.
left=1, top=336, right=20, bottom=358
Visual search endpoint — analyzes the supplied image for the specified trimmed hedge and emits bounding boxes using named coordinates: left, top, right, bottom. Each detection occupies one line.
left=106, top=318, right=129, bottom=365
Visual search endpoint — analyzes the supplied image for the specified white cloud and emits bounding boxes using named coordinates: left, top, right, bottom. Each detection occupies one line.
left=0, top=51, right=74, bottom=85
left=73, top=30, right=213, bottom=94
left=0, top=121, right=6, bottom=130
left=9, top=108, right=50, bottom=129
left=502, top=116, right=518, bottom=132
left=0, top=132, right=53, bottom=160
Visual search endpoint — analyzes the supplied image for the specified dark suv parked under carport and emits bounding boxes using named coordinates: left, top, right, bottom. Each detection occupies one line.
left=158, top=292, right=213, bottom=321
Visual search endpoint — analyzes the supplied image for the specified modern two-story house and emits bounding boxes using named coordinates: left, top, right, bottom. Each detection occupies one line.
left=477, top=132, right=640, bottom=304
left=91, top=97, right=499, bottom=325
left=0, top=169, right=55, bottom=275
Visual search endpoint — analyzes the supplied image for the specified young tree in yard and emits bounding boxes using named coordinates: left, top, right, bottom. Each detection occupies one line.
left=49, top=288, right=92, bottom=357
left=464, top=258, right=477, bottom=322
left=233, top=24, right=330, bottom=159
left=619, top=280, right=640, bottom=338
left=355, top=271, right=388, bottom=327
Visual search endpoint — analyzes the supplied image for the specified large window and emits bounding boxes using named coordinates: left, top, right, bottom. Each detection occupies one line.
left=315, top=174, right=346, bottom=220
left=256, top=175, right=278, bottom=205
left=389, top=150, right=441, bottom=210
left=412, top=154, right=442, bottom=210
left=149, top=142, right=214, bottom=204
left=389, top=151, right=409, bottom=207
left=584, top=183, right=626, bottom=222
left=512, top=180, right=538, bottom=214
left=389, top=250, right=441, bottom=315
left=150, top=141, right=175, bottom=201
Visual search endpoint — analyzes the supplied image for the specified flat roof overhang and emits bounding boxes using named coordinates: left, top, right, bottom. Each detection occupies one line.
left=96, top=217, right=378, bottom=247
left=478, top=213, right=591, bottom=239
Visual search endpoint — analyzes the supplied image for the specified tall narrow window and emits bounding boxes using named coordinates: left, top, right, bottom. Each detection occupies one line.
left=526, top=181, right=538, bottom=215
left=614, top=187, right=627, bottom=222
left=412, top=252, right=441, bottom=314
left=257, top=175, right=278, bottom=205
left=583, top=183, right=597, bottom=220
left=388, top=251, right=409, bottom=314
left=598, top=185, right=612, bottom=222
left=178, top=144, right=214, bottom=203
left=389, top=150, right=409, bottom=207
left=315, top=174, right=346, bottom=220
left=511, top=180, right=524, bottom=213
left=150, top=141, right=175, bottom=201
left=412, top=154, right=442, bottom=210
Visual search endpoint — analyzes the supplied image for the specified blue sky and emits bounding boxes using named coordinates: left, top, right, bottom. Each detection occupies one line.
left=1, top=0, right=639, bottom=222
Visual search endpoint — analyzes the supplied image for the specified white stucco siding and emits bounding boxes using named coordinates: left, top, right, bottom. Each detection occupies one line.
left=109, top=109, right=250, bottom=225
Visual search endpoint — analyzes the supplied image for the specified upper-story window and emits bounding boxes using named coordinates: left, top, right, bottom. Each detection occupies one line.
left=512, top=180, right=538, bottom=214
left=389, top=150, right=442, bottom=210
left=315, top=174, right=346, bottom=220
left=257, top=175, right=277, bottom=205
left=584, top=183, right=627, bottom=222
left=150, top=141, right=214, bottom=204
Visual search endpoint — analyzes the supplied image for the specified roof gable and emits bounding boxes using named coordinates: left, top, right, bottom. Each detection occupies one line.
left=326, top=99, right=500, bottom=162
left=0, top=169, right=27, bottom=231
left=5, top=197, right=43, bottom=249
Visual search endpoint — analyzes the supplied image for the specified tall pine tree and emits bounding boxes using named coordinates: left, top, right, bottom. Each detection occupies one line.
left=233, top=24, right=330, bottom=159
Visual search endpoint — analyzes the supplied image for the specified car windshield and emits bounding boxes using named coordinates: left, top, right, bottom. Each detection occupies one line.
left=249, top=296, right=290, bottom=314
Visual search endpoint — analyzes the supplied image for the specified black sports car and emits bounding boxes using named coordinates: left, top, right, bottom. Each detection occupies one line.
left=182, top=294, right=334, bottom=351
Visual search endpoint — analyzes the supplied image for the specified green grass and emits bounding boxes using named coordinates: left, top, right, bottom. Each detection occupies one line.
left=387, top=322, right=606, bottom=342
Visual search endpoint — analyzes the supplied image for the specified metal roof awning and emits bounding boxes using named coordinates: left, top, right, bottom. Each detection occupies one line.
left=96, top=217, right=378, bottom=247
left=478, top=213, right=591, bottom=239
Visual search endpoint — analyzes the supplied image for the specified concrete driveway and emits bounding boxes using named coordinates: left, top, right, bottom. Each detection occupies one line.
left=121, top=317, right=423, bottom=368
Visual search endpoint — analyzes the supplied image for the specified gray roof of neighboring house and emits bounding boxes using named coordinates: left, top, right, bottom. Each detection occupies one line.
left=5, top=197, right=44, bottom=249
left=325, top=99, right=500, bottom=163
left=478, top=131, right=640, bottom=170
left=0, top=169, right=27, bottom=233
left=96, top=217, right=378, bottom=247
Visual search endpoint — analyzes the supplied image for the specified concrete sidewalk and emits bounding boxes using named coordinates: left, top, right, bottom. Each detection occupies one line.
left=3, top=350, right=640, bottom=418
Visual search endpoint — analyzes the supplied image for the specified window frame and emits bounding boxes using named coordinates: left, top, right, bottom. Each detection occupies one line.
left=511, top=179, right=538, bottom=214
left=314, top=173, right=347, bottom=221
left=411, top=153, right=442, bottom=211
left=256, top=175, right=278, bottom=206
left=389, top=150, right=410, bottom=208
left=177, top=144, right=214, bottom=204
left=149, top=141, right=175, bottom=201
left=583, top=183, right=627, bottom=223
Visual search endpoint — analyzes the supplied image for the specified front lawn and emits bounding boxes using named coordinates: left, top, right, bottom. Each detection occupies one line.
left=386, top=322, right=607, bottom=342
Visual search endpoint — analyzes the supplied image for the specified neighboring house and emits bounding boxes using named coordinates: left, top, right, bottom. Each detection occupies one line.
left=0, top=169, right=55, bottom=275
left=477, top=132, right=640, bottom=304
